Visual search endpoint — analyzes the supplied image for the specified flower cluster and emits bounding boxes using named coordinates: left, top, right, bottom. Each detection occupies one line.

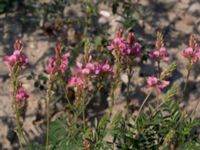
left=68, top=61, right=113, bottom=88
left=181, top=35, right=200, bottom=63
left=146, top=76, right=169, bottom=93
left=47, top=43, right=70, bottom=75
left=107, top=28, right=141, bottom=57
left=149, top=32, right=170, bottom=62
left=93, top=61, right=113, bottom=75
left=16, top=83, right=29, bottom=102
left=149, top=47, right=170, bottom=62
left=68, top=76, right=86, bottom=88
left=4, top=40, right=28, bottom=71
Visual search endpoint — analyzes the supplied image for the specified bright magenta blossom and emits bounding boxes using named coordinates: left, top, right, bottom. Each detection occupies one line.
left=181, top=47, right=199, bottom=63
left=16, top=85, right=29, bottom=102
left=149, top=47, right=170, bottom=62
left=146, top=76, right=169, bottom=93
left=4, top=40, right=28, bottom=70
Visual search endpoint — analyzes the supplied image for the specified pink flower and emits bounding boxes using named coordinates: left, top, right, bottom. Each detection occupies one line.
left=75, top=62, right=95, bottom=75
left=4, top=49, right=28, bottom=70
left=47, top=56, right=56, bottom=74
left=149, top=47, right=170, bottom=62
left=181, top=47, right=200, bottom=63
left=47, top=52, right=70, bottom=75
left=146, top=76, right=169, bottom=93
left=68, top=76, right=86, bottom=88
left=16, top=86, right=29, bottom=102
left=107, top=37, right=123, bottom=51
left=129, top=42, right=141, bottom=57
left=107, top=29, right=141, bottom=57
left=94, top=62, right=113, bottom=75
left=108, top=38, right=141, bottom=57
left=59, top=52, right=70, bottom=74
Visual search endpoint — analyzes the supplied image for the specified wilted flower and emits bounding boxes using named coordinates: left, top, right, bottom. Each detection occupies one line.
left=4, top=40, right=28, bottom=70
left=16, top=85, right=29, bottom=102
left=146, top=76, right=169, bottom=93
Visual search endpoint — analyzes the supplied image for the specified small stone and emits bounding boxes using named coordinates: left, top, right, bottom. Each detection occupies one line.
left=99, top=10, right=110, bottom=18
left=121, top=73, right=128, bottom=84
left=189, top=3, right=200, bottom=13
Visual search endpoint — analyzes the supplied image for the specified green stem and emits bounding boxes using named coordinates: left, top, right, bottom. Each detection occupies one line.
left=136, top=90, right=152, bottom=123
left=15, top=102, right=24, bottom=150
left=109, top=61, right=120, bottom=116
left=126, top=66, right=132, bottom=118
left=46, top=83, right=52, bottom=150
left=183, top=67, right=191, bottom=93
left=12, top=74, right=24, bottom=150
left=82, top=91, right=86, bottom=131
left=180, top=63, right=192, bottom=102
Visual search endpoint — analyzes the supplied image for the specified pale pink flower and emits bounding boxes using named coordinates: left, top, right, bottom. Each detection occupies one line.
left=149, top=47, right=170, bottom=62
left=16, top=86, right=29, bottom=102
left=181, top=47, right=200, bottom=63
left=146, top=76, right=169, bottom=93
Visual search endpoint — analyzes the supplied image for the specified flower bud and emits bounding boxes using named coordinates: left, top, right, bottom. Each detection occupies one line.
left=14, top=40, right=23, bottom=51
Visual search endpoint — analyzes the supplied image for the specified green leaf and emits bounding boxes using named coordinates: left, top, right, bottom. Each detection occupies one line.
left=95, top=36, right=102, bottom=46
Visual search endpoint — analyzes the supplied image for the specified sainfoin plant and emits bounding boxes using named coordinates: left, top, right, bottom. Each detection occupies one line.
left=4, top=30, right=200, bottom=150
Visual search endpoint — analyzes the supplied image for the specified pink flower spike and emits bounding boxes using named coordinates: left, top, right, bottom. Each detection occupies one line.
left=16, top=86, right=29, bottom=102
left=181, top=47, right=199, bottom=63
left=47, top=51, right=70, bottom=75
left=59, top=52, right=70, bottom=74
left=47, top=56, right=56, bottom=74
